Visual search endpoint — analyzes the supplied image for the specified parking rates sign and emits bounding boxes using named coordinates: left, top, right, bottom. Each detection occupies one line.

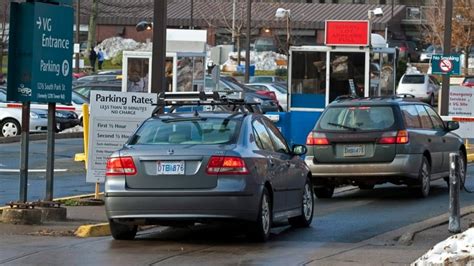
left=7, top=1, right=73, bottom=104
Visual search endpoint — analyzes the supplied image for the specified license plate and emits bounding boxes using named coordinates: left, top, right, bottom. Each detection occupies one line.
left=343, top=145, right=365, bottom=157
left=157, top=161, right=185, bottom=175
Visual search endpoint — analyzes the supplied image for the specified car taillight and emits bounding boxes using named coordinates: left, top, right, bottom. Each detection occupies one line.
left=206, top=156, right=249, bottom=175
left=306, top=132, right=330, bottom=145
left=106, top=156, right=137, bottom=176
left=399, top=46, right=408, bottom=52
left=378, top=130, right=409, bottom=144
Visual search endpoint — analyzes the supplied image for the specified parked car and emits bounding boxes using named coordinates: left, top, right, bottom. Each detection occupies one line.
left=205, top=76, right=279, bottom=113
left=73, top=83, right=122, bottom=100
left=461, top=76, right=474, bottom=87
left=249, top=76, right=286, bottom=84
left=105, top=109, right=313, bottom=241
left=0, top=89, right=48, bottom=137
left=97, top=69, right=122, bottom=75
left=55, top=110, right=81, bottom=132
left=397, top=74, right=440, bottom=106
left=246, top=83, right=288, bottom=111
left=72, top=74, right=121, bottom=86
left=420, top=45, right=443, bottom=62
left=305, top=96, right=467, bottom=198
left=388, top=40, right=420, bottom=62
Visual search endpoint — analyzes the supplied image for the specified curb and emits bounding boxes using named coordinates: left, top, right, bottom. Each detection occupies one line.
left=0, top=132, right=83, bottom=144
left=75, top=223, right=110, bottom=237
left=397, top=205, right=474, bottom=245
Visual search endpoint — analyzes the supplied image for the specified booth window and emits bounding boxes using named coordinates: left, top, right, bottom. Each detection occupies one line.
left=291, top=51, right=326, bottom=95
left=329, top=52, right=365, bottom=102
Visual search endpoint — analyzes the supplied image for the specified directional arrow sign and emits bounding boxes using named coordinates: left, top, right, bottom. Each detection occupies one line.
left=36, top=17, right=41, bottom=29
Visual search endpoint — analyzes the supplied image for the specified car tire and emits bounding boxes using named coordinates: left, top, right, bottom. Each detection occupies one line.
left=248, top=187, right=272, bottom=242
left=289, top=179, right=314, bottom=228
left=0, top=119, right=21, bottom=137
left=416, top=156, right=431, bottom=198
left=314, top=185, right=335, bottom=199
left=358, top=184, right=375, bottom=190
left=109, top=219, right=137, bottom=240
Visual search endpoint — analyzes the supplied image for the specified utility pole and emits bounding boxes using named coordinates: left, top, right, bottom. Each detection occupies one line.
left=151, top=0, right=167, bottom=94
left=190, top=0, right=193, bottom=29
left=440, top=0, right=453, bottom=116
left=244, top=0, right=251, bottom=83
left=75, top=0, right=80, bottom=73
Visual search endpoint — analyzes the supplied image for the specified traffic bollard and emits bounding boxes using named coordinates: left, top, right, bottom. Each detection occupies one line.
left=448, top=152, right=461, bottom=233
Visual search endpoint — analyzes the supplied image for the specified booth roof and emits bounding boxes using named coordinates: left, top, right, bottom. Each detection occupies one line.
left=76, top=0, right=405, bottom=31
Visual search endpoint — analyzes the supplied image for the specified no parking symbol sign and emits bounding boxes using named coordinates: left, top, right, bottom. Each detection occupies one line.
left=431, top=54, right=461, bottom=75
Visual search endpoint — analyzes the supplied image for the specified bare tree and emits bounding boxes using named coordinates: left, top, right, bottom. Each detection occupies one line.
left=422, top=0, right=474, bottom=74
left=0, top=1, right=9, bottom=77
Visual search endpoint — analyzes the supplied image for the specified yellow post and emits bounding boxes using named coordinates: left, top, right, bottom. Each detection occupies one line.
left=82, top=104, right=100, bottom=199
left=82, top=103, right=89, bottom=169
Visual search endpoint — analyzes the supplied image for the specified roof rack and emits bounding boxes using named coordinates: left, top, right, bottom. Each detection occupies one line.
left=151, top=91, right=262, bottom=116
left=333, top=94, right=360, bottom=102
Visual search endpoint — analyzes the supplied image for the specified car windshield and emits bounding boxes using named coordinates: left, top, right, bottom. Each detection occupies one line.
left=318, top=106, right=395, bottom=131
left=0, top=90, right=6, bottom=102
left=129, top=117, right=241, bottom=145
left=402, top=75, right=425, bottom=84
left=464, top=77, right=474, bottom=83
left=251, top=77, right=273, bottom=83
left=272, top=83, right=287, bottom=94
left=72, top=92, right=89, bottom=104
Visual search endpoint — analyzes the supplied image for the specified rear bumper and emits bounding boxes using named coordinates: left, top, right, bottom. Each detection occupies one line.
left=105, top=192, right=260, bottom=222
left=306, top=153, right=422, bottom=184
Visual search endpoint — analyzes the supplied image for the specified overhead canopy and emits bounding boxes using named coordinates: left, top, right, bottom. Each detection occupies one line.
left=78, top=0, right=405, bottom=31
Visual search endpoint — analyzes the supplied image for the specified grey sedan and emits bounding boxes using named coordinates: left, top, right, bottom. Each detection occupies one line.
left=105, top=112, right=313, bottom=241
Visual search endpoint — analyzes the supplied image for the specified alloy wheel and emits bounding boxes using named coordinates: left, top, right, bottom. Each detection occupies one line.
left=303, top=183, right=313, bottom=220
left=261, top=194, right=270, bottom=234
left=421, top=159, right=430, bottom=196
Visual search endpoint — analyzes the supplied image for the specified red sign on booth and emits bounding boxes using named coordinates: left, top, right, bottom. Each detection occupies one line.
left=325, top=20, right=369, bottom=46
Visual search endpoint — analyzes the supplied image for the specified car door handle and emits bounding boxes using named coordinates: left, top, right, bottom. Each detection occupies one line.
left=442, top=138, right=446, bottom=143
left=428, top=138, right=432, bottom=142
left=269, top=159, right=275, bottom=167
left=286, top=161, right=291, bottom=167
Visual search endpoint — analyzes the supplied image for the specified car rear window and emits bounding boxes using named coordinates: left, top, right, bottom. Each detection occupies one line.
left=464, top=77, right=474, bottom=83
left=402, top=75, right=425, bottom=84
left=318, top=106, right=395, bottom=131
left=129, top=117, right=241, bottom=145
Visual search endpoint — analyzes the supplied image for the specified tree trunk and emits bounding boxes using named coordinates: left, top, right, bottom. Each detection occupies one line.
left=86, top=0, right=98, bottom=55
left=465, top=46, right=470, bottom=76
left=237, top=33, right=241, bottom=66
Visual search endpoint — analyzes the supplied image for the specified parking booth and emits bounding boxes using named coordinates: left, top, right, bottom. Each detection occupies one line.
left=273, top=21, right=396, bottom=147
left=121, top=29, right=207, bottom=93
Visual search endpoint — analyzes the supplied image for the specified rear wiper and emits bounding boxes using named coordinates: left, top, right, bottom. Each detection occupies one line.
left=327, top=122, right=357, bottom=131
left=162, top=117, right=207, bottom=123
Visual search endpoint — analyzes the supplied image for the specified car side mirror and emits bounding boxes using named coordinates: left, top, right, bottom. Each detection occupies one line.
left=292, top=144, right=307, bottom=156
left=446, top=121, right=459, bottom=131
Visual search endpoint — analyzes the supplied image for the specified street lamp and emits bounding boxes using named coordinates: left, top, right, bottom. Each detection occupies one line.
left=367, top=7, right=384, bottom=47
left=275, top=8, right=291, bottom=54
left=275, top=7, right=291, bottom=111
left=136, top=21, right=153, bottom=32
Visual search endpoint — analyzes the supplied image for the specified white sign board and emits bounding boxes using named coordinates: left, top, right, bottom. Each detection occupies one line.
left=448, top=86, right=474, bottom=117
left=87, top=91, right=157, bottom=183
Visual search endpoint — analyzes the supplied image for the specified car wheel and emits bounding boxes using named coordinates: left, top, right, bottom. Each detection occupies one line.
left=429, top=94, right=435, bottom=106
left=289, top=179, right=314, bottom=228
left=248, top=187, right=272, bottom=242
left=314, top=185, right=335, bottom=199
left=109, top=219, right=137, bottom=240
left=416, top=156, right=431, bottom=198
left=0, top=119, right=21, bottom=137
left=358, top=184, right=375, bottom=190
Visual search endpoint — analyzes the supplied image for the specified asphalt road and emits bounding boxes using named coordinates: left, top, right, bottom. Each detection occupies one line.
left=0, top=138, right=473, bottom=264
left=0, top=138, right=97, bottom=205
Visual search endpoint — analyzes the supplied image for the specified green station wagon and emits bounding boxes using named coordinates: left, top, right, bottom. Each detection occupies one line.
left=305, top=96, right=467, bottom=198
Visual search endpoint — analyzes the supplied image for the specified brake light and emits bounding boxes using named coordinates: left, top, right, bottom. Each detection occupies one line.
left=206, top=156, right=249, bottom=175
left=106, top=156, right=137, bottom=176
left=306, top=132, right=330, bottom=145
left=399, top=46, right=408, bottom=52
left=396, top=130, right=409, bottom=144
left=378, top=130, right=409, bottom=144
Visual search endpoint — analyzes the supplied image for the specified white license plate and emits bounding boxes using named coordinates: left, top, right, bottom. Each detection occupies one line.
left=343, top=145, right=365, bottom=157
left=157, top=161, right=185, bottom=175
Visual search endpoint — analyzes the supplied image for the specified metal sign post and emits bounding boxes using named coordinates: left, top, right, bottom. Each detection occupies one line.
left=45, top=102, right=56, bottom=201
left=19, top=102, right=31, bottom=203
left=448, top=153, right=461, bottom=233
